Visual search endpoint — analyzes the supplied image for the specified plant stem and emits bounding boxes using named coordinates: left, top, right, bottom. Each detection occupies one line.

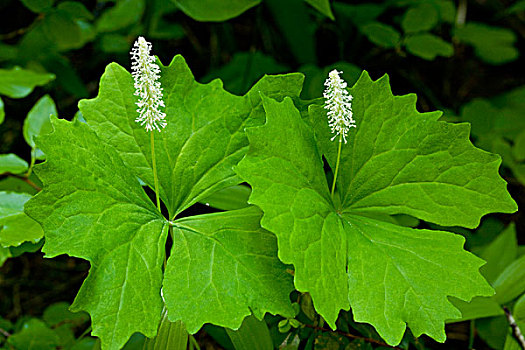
left=26, top=147, right=36, bottom=178
left=456, top=0, right=467, bottom=26
left=468, top=320, right=475, bottom=349
left=331, top=135, right=343, bottom=199
left=189, top=335, right=201, bottom=350
left=504, top=307, right=525, bottom=350
left=6, top=173, right=41, bottom=191
left=150, top=132, right=161, bottom=213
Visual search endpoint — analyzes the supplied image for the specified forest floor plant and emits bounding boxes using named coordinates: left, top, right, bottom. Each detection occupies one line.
left=19, top=35, right=518, bottom=350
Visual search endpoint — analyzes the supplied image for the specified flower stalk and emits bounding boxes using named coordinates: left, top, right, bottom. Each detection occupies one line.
left=131, top=36, right=165, bottom=212
left=324, top=69, right=355, bottom=199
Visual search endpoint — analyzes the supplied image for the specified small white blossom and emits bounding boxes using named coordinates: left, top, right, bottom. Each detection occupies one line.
left=131, top=36, right=166, bottom=132
left=323, top=69, right=356, bottom=143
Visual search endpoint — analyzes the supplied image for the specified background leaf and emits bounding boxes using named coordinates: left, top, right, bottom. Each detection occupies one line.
left=226, top=315, right=273, bottom=350
left=0, top=67, right=55, bottom=99
left=23, top=94, right=57, bottom=148
left=95, top=0, right=145, bottom=33
left=172, top=0, right=261, bottom=22
left=304, top=0, right=334, bottom=20
left=454, top=22, right=518, bottom=65
left=0, top=97, right=4, bottom=124
left=0, top=154, right=29, bottom=175
left=0, top=191, right=42, bottom=247
left=7, top=319, right=60, bottom=350
left=401, top=3, right=439, bottom=33
left=404, top=33, right=453, bottom=60
left=20, top=0, right=54, bottom=13
left=360, top=22, right=401, bottom=48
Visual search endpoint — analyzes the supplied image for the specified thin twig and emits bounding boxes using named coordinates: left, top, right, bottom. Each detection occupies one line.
left=0, top=14, right=44, bottom=40
left=1, top=173, right=42, bottom=191
left=504, top=307, right=525, bottom=350
left=0, top=327, right=11, bottom=338
left=302, top=324, right=402, bottom=349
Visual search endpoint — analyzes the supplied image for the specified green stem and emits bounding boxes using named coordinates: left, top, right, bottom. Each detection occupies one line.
left=468, top=320, right=475, bottom=349
left=189, top=335, right=201, bottom=350
left=151, top=132, right=161, bottom=213
left=330, top=135, right=343, bottom=199
left=26, top=147, right=36, bottom=178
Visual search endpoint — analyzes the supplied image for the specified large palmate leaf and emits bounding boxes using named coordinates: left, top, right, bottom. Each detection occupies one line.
left=164, top=206, right=294, bottom=332
left=25, top=118, right=169, bottom=350
left=311, top=72, right=516, bottom=229
left=79, top=55, right=303, bottom=219
left=236, top=73, right=517, bottom=345
left=27, top=57, right=299, bottom=350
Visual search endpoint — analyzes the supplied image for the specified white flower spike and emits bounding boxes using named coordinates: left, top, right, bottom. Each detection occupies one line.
left=323, top=69, right=356, bottom=143
left=131, top=36, right=167, bottom=132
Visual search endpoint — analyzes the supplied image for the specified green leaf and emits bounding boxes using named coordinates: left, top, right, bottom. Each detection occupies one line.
left=172, top=0, right=261, bottom=21
left=7, top=319, right=60, bottom=350
left=493, top=255, right=525, bottom=304
left=20, top=0, right=54, bottom=13
left=57, top=1, right=94, bottom=20
left=0, top=43, right=18, bottom=62
left=449, top=296, right=503, bottom=322
left=0, top=245, right=11, bottom=266
left=23, top=94, right=57, bottom=148
left=0, top=154, right=29, bottom=175
left=96, top=0, right=145, bottom=32
left=504, top=293, right=525, bottom=350
left=100, top=34, right=132, bottom=53
left=42, top=302, right=88, bottom=327
left=202, top=52, right=289, bottom=95
left=304, top=0, right=334, bottom=20
left=401, top=3, right=439, bottom=33
left=512, top=130, right=525, bottom=162
left=236, top=72, right=513, bottom=345
left=266, top=0, right=317, bottom=65
left=41, top=9, right=84, bottom=51
left=164, top=207, right=294, bottom=332
left=41, top=54, right=89, bottom=98
left=226, top=315, right=273, bottom=350
left=200, top=184, right=250, bottom=211
left=0, top=175, right=38, bottom=195
left=79, top=55, right=303, bottom=219
left=312, top=72, right=516, bottom=228
left=343, top=215, right=493, bottom=344
left=332, top=3, right=385, bottom=27
left=508, top=0, right=525, bottom=13
left=25, top=118, right=169, bottom=350
left=454, top=22, right=519, bottom=65
left=515, top=293, right=525, bottom=320
left=360, top=22, right=401, bottom=48
left=0, top=191, right=43, bottom=247
left=0, top=67, right=55, bottom=99
left=477, top=316, right=508, bottom=350
left=143, top=310, right=188, bottom=350
left=479, top=224, right=518, bottom=283
left=404, top=33, right=453, bottom=60
left=0, top=97, right=4, bottom=124
left=28, top=56, right=300, bottom=349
